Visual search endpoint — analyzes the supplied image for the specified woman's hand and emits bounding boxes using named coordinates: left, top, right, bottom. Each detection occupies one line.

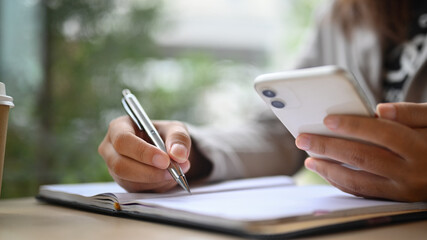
left=98, top=116, right=191, bottom=193
left=295, top=102, right=427, bottom=202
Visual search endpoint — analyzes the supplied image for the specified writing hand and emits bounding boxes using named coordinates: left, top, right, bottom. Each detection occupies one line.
left=98, top=116, right=191, bottom=192
left=295, top=102, right=427, bottom=202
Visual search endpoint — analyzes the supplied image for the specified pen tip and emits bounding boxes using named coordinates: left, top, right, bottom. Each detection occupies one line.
left=177, top=175, right=191, bottom=194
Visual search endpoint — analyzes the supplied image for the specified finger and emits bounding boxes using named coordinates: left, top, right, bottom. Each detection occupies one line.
left=323, top=115, right=423, bottom=160
left=112, top=160, right=191, bottom=193
left=156, top=121, right=191, bottom=163
left=377, top=102, right=427, bottom=128
left=109, top=117, right=170, bottom=169
left=325, top=179, right=365, bottom=198
left=305, top=158, right=397, bottom=200
left=315, top=172, right=368, bottom=199
left=103, top=141, right=173, bottom=183
left=326, top=178, right=381, bottom=200
left=110, top=116, right=144, bottom=138
left=415, top=128, right=427, bottom=139
left=296, top=134, right=403, bottom=178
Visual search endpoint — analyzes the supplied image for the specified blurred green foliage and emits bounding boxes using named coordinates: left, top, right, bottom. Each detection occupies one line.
left=4, top=0, right=160, bottom=198
left=2, top=0, right=227, bottom=198
left=1, top=0, right=324, bottom=198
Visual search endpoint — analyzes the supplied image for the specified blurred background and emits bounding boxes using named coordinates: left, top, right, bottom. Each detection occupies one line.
left=0, top=0, right=325, bottom=198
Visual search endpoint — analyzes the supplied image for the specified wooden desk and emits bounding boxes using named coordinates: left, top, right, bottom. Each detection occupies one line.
left=1, top=198, right=426, bottom=240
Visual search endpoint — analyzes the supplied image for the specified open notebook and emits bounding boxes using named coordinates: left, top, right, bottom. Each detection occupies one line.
left=37, top=176, right=427, bottom=238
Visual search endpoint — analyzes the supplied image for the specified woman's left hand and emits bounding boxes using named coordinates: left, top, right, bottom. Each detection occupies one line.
left=295, top=102, right=427, bottom=202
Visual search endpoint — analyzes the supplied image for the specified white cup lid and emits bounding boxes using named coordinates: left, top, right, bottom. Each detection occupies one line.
left=0, top=82, right=14, bottom=108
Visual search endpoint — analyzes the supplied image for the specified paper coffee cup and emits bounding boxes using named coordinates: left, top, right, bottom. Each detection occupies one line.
left=0, top=82, right=13, bottom=197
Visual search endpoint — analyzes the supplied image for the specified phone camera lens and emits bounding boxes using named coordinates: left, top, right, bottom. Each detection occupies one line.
left=271, top=100, right=285, bottom=109
left=262, top=90, right=276, bottom=98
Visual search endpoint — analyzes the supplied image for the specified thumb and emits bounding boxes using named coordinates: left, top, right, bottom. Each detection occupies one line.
left=376, top=102, right=427, bottom=128
left=156, top=121, right=191, bottom=164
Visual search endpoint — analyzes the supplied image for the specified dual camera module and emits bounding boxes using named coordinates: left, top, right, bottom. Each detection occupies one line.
left=262, top=90, right=285, bottom=108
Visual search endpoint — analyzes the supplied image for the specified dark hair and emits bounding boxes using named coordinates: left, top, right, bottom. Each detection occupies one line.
left=332, top=0, right=411, bottom=47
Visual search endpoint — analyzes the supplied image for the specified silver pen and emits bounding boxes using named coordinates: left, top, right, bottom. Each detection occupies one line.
left=121, top=89, right=191, bottom=193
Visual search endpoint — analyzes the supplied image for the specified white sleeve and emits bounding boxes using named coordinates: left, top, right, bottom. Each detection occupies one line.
left=187, top=114, right=306, bottom=182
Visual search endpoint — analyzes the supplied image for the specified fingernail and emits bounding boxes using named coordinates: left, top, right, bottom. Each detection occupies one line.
left=171, top=143, right=188, bottom=162
left=305, top=159, right=316, bottom=172
left=378, top=104, right=396, bottom=120
left=152, top=154, right=169, bottom=169
left=296, top=135, right=311, bottom=150
left=324, top=116, right=340, bottom=130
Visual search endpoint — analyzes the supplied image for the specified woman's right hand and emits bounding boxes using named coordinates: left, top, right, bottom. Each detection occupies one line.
left=98, top=116, right=192, bottom=193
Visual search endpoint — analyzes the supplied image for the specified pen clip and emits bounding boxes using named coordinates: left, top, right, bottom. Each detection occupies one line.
left=121, top=91, right=143, bottom=131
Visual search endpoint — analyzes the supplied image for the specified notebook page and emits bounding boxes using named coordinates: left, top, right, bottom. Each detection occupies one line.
left=115, top=175, right=294, bottom=202
left=129, top=185, right=416, bottom=221
left=39, top=175, right=294, bottom=201
left=40, top=182, right=127, bottom=197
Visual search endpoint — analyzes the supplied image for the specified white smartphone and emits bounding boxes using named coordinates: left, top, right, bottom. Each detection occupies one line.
left=254, top=65, right=376, bottom=159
